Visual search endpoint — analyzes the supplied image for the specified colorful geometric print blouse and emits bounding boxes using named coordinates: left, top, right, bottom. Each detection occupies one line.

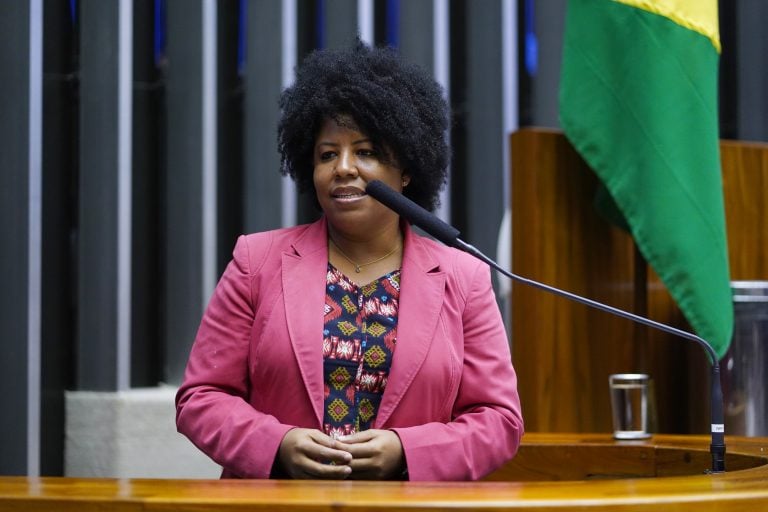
left=322, top=263, right=400, bottom=440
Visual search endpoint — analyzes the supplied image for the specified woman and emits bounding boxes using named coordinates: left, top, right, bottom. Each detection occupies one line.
left=176, top=42, right=523, bottom=481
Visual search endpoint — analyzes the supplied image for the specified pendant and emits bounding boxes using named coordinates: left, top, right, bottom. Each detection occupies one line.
left=354, top=265, right=361, bottom=273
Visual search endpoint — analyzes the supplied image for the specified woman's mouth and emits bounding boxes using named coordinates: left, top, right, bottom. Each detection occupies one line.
left=331, top=188, right=366, bottom=202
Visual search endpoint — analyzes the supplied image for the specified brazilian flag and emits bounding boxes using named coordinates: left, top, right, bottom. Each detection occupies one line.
left=560, top=0, right=733, bottom=358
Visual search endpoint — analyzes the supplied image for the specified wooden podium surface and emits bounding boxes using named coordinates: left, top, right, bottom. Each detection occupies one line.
left=1, top=433, right=767, bottom=511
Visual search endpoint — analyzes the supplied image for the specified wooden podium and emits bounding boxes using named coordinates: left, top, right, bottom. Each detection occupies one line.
left=1, top=433, right=767, bottom=511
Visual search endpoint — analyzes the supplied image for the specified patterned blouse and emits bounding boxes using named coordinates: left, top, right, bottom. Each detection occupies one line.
left=322, top=263, right=401, bottom=439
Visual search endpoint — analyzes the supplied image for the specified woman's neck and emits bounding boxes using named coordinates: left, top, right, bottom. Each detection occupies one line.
left=327, top=220, right=403, bottom=262
left=327, top=220, right=404, bottom=282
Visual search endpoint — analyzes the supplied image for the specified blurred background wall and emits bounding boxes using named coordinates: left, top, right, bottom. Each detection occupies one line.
left=1, top=0, right=766, bottom=477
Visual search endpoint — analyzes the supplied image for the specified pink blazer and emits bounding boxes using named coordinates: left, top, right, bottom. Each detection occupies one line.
left=176, top=218, right=523, bottom=481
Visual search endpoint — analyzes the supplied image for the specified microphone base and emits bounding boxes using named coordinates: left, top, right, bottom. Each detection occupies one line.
left=709, top=444, right=726, bottom=474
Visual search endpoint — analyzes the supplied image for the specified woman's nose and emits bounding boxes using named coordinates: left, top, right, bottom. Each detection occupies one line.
left=335, top=150, right=359, bottom=177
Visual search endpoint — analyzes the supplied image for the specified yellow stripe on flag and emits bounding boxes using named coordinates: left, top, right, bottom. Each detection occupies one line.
left=613, top=0, right=720, bottom=52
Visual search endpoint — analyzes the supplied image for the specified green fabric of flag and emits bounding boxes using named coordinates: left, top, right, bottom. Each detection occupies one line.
left=559, top=0, right=733, bottom=358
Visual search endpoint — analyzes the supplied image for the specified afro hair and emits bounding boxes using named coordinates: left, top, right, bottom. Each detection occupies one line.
left=277, top=41, right=450, bottom=212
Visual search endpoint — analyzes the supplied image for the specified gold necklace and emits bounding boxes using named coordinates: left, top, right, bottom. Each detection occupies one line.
left=330, top=239, right=401, bottom=273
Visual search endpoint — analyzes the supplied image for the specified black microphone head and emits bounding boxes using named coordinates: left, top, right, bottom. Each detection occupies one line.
left=365, top=180, right=460, bottom=246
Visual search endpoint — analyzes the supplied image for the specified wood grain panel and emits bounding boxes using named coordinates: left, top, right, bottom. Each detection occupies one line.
left=510, top=129, right=638, bottom=433
left=721, top=139, right=768, bottom=280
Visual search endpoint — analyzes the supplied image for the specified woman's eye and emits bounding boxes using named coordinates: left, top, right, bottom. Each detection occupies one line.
left=358, top=148, right=377, bottom=158
left=319, top=151, right=336, bottom=161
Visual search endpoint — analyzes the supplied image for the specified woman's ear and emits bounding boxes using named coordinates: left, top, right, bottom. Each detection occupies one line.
left=401, top=174, right=411, bottom=188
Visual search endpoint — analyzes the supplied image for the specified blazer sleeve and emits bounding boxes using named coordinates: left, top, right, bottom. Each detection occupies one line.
left=175, top=235, right=294, bottom=478
left=392, top=261, right=524, bottom=481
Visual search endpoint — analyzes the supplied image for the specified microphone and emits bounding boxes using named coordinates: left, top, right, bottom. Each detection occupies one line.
left=365, top=179, right=726, bottom=473
left=366, top=180, right=461, bottom=247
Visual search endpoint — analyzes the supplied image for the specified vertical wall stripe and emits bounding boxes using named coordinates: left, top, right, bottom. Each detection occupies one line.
left=155, top=0, right=166, bottom=66
left=523, top=0, right=537, bottom=76
left=237, top=0, right=246, bottom=75
left=281, top=0, right=296, bottom=97
left=357, top=0, right=374, bottom=44
left=385, top=0, right=400, bottom=46
left=27, top=0, right=43, bottom=477
left=433, top=0, right=451, bottom=222
left=497, top=0, right=518, bottom=323
left=117, top=0, right=134, bottom=391
left=502, top=0, right=518, bottom=205
left=202, top=0, right=217, bottom=302
left=316, top=0, right=326, bottom=48
left=281, top=0, right=297, bottom=228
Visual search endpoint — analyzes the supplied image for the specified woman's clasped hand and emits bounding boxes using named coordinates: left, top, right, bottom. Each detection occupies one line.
left=277, top=428, right=405, bottom=480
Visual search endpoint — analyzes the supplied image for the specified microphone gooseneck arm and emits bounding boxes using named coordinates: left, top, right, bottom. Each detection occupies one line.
left=365, top=179, right=726, bottom=473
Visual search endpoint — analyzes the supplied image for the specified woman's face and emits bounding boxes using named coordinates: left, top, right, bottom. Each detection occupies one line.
left=313, top=117, right=409, bottom=237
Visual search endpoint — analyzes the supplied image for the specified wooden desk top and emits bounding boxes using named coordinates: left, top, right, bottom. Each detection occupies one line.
left=1, top=433, right=767, bottom=511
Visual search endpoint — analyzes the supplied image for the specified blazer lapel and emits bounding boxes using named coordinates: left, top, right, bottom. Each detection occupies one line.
left=376, top=225, right=446, bottom=427
left=282, top=218, right=328, bottom=426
